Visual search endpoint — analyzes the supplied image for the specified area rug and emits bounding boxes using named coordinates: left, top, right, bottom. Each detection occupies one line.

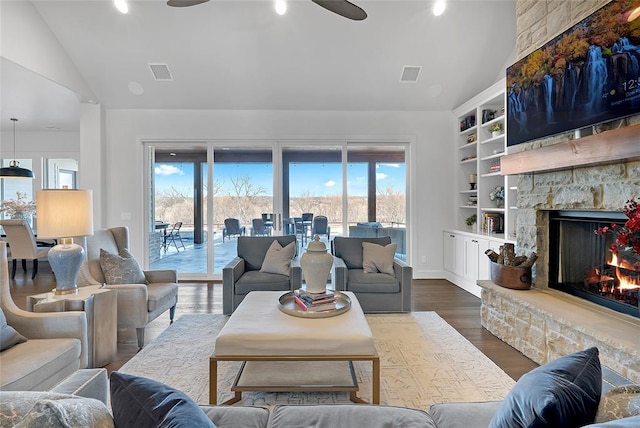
left=119, top=312, right=515, bottom=409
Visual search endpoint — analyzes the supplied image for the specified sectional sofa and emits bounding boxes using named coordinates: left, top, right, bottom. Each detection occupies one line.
left=2, top=348, right=638, bottom=428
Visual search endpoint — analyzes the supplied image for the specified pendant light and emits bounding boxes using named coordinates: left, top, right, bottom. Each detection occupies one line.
left=0, top=118, right=34, bottom=179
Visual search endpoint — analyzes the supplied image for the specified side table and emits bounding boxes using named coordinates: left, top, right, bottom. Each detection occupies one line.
left=26, top=285, right=117, bottom=368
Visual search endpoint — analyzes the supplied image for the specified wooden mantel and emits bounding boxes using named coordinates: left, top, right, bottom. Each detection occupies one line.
left=501, top=124, right=640, bottom=175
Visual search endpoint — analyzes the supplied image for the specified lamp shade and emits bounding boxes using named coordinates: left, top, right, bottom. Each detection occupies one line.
left=36, top=189, right=94, bottom=239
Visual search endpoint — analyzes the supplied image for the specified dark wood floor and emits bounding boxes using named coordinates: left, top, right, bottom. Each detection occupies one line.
left=9, top=265, right=537, bottom=381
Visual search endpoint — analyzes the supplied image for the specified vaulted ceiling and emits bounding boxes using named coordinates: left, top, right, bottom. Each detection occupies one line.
left=2, top=0, right=516, bottom=131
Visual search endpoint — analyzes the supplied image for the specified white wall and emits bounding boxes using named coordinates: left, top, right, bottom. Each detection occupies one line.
left=0, top=1, right=95, bottom=100
left=105, top=109, right=454, bottom=277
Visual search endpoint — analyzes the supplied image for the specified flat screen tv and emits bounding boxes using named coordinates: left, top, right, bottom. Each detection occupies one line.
left=506, top=0, right=640, bottom=147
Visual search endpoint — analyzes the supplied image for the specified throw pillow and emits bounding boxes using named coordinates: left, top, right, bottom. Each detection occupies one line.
left=14, top=397, right=114, bottom=428
left=110, top=372, right=215, bottom=428
left=99, top=248, right=147, bottom=285
left=0, top=308, right=27, bottom=352
left=362, top=242, right=397, bottom=275
left=260, top=240, right=296, bottom=276
left=488, top=347, right=602, bottom=428
left=595, top=385, right=640, bottom=423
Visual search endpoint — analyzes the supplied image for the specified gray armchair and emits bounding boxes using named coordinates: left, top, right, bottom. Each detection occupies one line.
left=0, top=241, right=89, bottom=391
left=77, top=227, right=178, bottom=348
left=331, top=236, right=412, bottom=313
left=223, top=235, right=301, bottom=314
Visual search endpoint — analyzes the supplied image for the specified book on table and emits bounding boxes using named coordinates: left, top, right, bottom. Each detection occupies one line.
left=293, top=289, right=337, bottom=311
left=294, top=288, right=334, bottom=300
left=293, top=295, right=337, bottom=312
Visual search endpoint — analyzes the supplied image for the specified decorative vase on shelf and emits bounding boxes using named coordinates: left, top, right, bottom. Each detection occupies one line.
left=300, top=235, right=333, bottom=294
left=495, top=199, right=504, bottom=208
left=492, top=131, right=502, bottom=138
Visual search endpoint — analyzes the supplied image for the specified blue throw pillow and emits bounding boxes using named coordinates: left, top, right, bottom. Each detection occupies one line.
left=489, top=347, right=602, bottom=428
left=110, top=372, right=215, bottom=428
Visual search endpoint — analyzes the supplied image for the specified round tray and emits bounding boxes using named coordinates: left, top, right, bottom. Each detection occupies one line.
left=278, top=290, right=351, bottom=318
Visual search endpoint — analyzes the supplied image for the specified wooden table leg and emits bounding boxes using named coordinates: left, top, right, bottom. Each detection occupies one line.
left=209, top=358, right=217, bottom=405
left=372, top=357, right=380, bottom=404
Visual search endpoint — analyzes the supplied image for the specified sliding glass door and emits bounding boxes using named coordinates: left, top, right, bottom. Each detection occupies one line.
left=212, top=147, right=273, bottom=273
left=145, top=141, right=408, bottom=278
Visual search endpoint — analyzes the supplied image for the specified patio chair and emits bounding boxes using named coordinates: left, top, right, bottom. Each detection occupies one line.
left=251, top=218, right=270, bottom=236
left=0, top=219, right=52, bottom=279
left=223, top=218, right=245, bottom=242
left=165, top=221, right=186, bottom=252
left=331, top=236, right=412, bottom=313
left=312, top=215, right=330, bottom=240
left=222, top=235, right=301, bottom=314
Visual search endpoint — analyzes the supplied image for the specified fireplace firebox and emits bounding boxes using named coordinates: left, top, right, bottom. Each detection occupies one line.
left=548, top=211, right=639, bottom=318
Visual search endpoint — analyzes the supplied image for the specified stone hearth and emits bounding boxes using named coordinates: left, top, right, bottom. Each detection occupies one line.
left=479, top=281, right=640, bottom=383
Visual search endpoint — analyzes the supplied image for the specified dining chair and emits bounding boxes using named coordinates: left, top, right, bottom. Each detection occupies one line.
left=0, top=219, right=52, bottom=279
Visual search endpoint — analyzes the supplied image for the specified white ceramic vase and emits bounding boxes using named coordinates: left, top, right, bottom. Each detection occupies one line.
left=300, top=235, right=333, bottom=294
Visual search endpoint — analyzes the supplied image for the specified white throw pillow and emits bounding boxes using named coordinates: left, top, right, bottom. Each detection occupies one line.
left=362, top=242, right=397, bottom=275
left=260, top=240, right=296, bottom=276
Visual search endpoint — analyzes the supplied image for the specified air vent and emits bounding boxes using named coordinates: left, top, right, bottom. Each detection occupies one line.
left=148, top=63, right=173, bottom=81
left=400, top=66, right=422, bottom=83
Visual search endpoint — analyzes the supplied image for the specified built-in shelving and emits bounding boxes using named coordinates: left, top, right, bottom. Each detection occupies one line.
left=452, top=78, right=517, bottom=240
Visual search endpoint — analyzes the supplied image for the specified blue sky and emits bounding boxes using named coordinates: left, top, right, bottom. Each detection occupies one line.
left=154, top=162, right=405, bottom=197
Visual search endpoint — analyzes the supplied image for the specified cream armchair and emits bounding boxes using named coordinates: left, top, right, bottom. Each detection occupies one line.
left=0, top=242, right=88, bottom=391
left=77, top=227, right=178, bottom=348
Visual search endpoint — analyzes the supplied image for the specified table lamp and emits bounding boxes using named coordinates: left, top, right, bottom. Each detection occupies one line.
left=36, top=189, right=94, bottom=295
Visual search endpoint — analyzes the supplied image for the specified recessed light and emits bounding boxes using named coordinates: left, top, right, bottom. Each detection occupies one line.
left=114, top=0, right=128, bottom=14
left=44, top=126, right=61, bottom=131
left=169, top=152, right=177, bottom=157
left=275, top=0, right=286, bottom=15
left=433, top=0, right=446, bottom=17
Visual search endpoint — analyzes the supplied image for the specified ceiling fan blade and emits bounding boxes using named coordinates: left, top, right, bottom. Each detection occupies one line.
left=311, top=0, right=367, bottom=21
left=167, top=0, right=209, bottom=7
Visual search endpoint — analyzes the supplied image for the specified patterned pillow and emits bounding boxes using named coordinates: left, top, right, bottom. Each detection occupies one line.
left=99, top=248, right=147, bottom=285
left=0, top=308, right=27, bottom=351
left=595, top=385, right=640, bottom=423
left=0, top=392, right=113, bottom=428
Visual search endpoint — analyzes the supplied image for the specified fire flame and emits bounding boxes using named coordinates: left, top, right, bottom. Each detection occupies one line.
left=609, top=253, right=640, bottom=290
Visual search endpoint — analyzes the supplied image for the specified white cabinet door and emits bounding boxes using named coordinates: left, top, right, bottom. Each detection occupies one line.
left=443, top=232, right=459, bottom=274
left=463, top=236, right=489, bottom=281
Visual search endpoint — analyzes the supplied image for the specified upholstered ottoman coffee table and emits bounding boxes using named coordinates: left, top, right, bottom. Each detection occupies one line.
left=210, top=290, right=379, bottom=405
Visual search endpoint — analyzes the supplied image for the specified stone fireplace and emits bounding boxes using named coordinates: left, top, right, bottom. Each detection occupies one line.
left=479, top=0, right=640, bottom=385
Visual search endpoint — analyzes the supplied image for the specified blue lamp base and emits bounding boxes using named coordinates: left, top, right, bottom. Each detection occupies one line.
left=49, top=240, right=85, bottom=295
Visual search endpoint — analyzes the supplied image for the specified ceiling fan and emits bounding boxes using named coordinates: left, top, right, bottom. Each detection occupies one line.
left=166, top=0, right=367, bottom=21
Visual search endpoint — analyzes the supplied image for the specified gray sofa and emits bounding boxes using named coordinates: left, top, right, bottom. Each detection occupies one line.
left=2, top=389, right=638, bottom=428
left=349, top=222, right=406, bottom=255
left=2, top=347, right=639, bottom=427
